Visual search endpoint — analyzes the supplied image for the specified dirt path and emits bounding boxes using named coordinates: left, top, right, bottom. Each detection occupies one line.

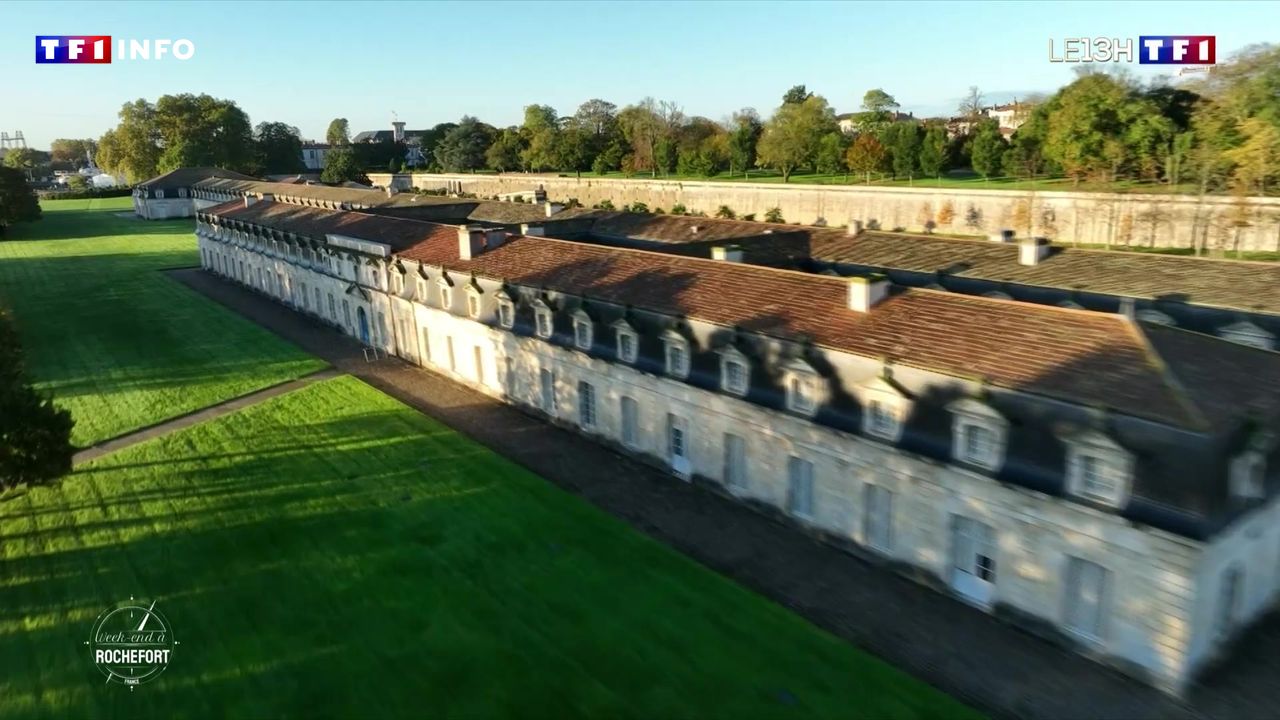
left=73, top=368, right=341, bottom=466
left=172, top=267, right=1280, bottom=720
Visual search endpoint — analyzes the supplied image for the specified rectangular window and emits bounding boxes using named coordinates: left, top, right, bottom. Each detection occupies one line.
left=668, top=415, right=686, bottom=459
left=328, top=294, right=337, bottom=321
left=419, top=327, right=431, bottom=365
left=417, top=279, right=427, bottom=299
left=473, top=346, right=485, bottom=385
left=446, top=336, right=456, bottom=372
left=1063, top=557, right=1109, bottom=641
left=724, top=361, right=747, bottom=395
left=723, top=433, right=747, bottom=489
left=578, top=381, right=596, bottom=429
left=618, top=332, right=636, bottom=362
left=863, top=484, right=893, bottom=552
left=666, top=344, right=687, bottom=376
left=786, top=457, right=815, bottom=519
left=868, top=399, right=896, bottom=437
left=574, top=321, right=592, bottom=350
left=1216, top=567, right=1243, bottom=637
left=964, top=425, right=996, bottom=463
left=498, top=302, right=514, bottom=328
left=620, top=396, right=639, bottom=448
left=789, top=376, right=815, bottom=413
left=536, top=311, right=553, bottom=338
left=342, top=299, right=351, bottom=329
left=468, top=294, right=481, bottom=318
left=301, top=283, right=309, bottom=310
left=1079, top=456, right=1116, bottom=499
left=539, top=368, right=556, bottom=412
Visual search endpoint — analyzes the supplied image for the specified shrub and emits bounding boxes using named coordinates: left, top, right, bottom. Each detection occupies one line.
left=564, top=198, right=582, bottom=209
left=0, top=309, right=74, bottom=491
left=740, top=213, right=756, bottom=222
left=653, top=207, right=665, bottom=214
left=594, top=199, right=616, bottom=210
left=715, top=205, right=736, bottom=220
left=671, top=203, right=687, bottom=215
left=627, top=202, right=649, bottom=213
left=764, top=207, right=784, bottom=223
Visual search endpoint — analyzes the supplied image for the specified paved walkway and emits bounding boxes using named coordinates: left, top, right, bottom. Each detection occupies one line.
left=172, top=268, right=1277, bottom=720
left=73, top=368, right=341, bottom=466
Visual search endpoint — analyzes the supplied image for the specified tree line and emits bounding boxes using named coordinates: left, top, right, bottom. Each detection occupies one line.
left=87, top=44, right=1278, bottom=196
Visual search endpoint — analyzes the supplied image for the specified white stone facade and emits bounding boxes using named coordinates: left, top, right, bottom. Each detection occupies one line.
left=194, top=215, right=1280, bottom=696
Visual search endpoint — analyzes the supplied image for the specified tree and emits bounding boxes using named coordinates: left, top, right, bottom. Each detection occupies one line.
left=757, top=95, right=837, bottom=182
left=66, top=174, right=89, bottom=191
left=856, top=88, right=900, bottom=134
left=152, top=94, right=254, bottom=173
left=96, top=99, right=161, bottom=183
left=958, top=86, right=985, bottom=122
left=782, top=85, right=812, bottom=105
left=815, top=132, right=848, bottom=175
left=554, top=127, right=593, bottom=178
left=2, top=148, right=38, bottom=174
left=1041, top=73, right=1138, bottom=183
left=574, top=99, right=618, bottom=137
left=617, top=99, right=663, bottom=177
left=1225, top=117, right=1280, bottom=195
left=326, top=118, right=350, bottom=146
left=50, top=139, right=97, bottom=167
left=727, top=108, right=763, bottom=178
left=485, top=129, right=525, bottom=172
left=0, top=309, right=73, bottom=491
left=520, top=104, right=560, bottom=172
left=845, top=134, right=888, bottom=182
left=888, top=123, right=922, bottom=178
left=970, top=119, right=1007, bottom=179
left=320, top=148, right=367, bottom=184
left=592, top=138, right=627, bottom=175
left=434, top=116, right=493, bottom=173
left=0, top=167, right=41, bottom=234
left=253, top=121, right=304, bottom=175
left=918, top=125, right=948, bottom=177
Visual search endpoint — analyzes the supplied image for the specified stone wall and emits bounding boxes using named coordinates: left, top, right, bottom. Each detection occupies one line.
left=369, top=172, right=1280, bottom=254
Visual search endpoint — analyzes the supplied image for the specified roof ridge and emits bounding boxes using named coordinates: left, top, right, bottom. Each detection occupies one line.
left=1126, top=321, right=1211, bottom=431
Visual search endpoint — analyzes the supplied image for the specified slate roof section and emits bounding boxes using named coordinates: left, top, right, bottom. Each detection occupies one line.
left=812, top=231, right=1280, bottom=316
left=138, top=167, right=257, bottom=190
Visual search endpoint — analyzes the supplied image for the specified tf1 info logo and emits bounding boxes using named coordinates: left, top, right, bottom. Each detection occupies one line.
left=35, top=36, right=195, bottom=64
left=1048, top=36, right=1216, bottom=65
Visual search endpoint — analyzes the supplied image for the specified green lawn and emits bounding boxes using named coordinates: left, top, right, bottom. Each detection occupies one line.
left=0, top=376, right=977, bottom=719
left=0, top=197, right=326, bottom=446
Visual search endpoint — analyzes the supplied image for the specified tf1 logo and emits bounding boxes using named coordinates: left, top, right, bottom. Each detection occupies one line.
left=35, top=36, right=195, bottom=64
left=1048, top=36, right=1215, bottom=65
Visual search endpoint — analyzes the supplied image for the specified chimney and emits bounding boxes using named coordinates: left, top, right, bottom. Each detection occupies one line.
left=544, top=201, right=564, bottom=217
left=534, top=186, right=547, bottom=203
left=847, top=220, right=864, bottom=236
left=989, top=228, right=1015, bottom=243
left=1018, top=237, right=1051, bottom=266
left=711, top=245, right=744, bottom=262
left=243, top=195, right=258, bottom=208
left=457, top=224, right=486, bottom=260
left=484, top=227, right=507, bottom=250
left=520, top=222, right=545, bottom=236
left=1118, top=297, right=1136, bottom=321
left=847, top=274, right=890, bottom=313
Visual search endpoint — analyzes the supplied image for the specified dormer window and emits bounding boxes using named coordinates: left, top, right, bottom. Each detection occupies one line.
left=572, top=310, right=593, bottom=351
left=496, top=291, right=515, bottom=329
left=533, top=300, right=554, bottom=339
left=718, top=345, right=750, bottom=397
left=438, top=278, right=453, bottom=309
left=858, top=370, right=909, bottom=441
left=614, top=320, right=638, bottom=363
left=417, top=278, right=428, bottom=300
left=466, top=291, right=481, bottom=319
left=948, top=396, right=1009, bottom=472
left=663, top=331, right=690, bottom=378
left=1231, top=432, right=1272, bottom=502
left=1062, top=428, right=1134, bottom=507
left=783, top=358, right=822, bottom=416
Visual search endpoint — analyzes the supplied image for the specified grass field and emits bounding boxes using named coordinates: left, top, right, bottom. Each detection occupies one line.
left=0, top=375, right=978, bottom=719
left=0, top=197, right=326, bottom=446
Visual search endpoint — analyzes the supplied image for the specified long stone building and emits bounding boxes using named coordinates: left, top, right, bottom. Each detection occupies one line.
left=192, top=186, right=1280, bottom=697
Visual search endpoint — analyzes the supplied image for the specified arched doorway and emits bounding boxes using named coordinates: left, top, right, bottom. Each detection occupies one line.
left=356, top=306, right=370, bottom=345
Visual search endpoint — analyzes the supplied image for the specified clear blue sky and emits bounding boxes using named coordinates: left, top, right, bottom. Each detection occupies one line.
left=4, top=0, right=1275, bottom=150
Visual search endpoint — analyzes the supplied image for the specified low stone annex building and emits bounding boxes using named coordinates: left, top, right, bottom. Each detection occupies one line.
left=193, top=190, right=1280, bottom=696
left=132, top=167, right=257, bottom=220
